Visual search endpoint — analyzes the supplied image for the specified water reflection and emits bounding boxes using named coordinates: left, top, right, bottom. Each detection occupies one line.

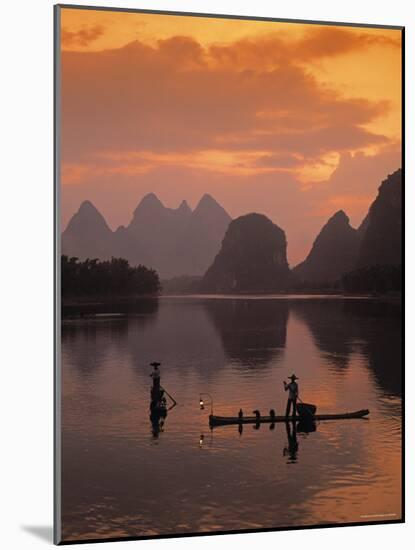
left=62, top=297, right=160, bottom=319
left=61, top=299, right=159, bottom=377
left=199, top=431, right=214, bottom=449
left=346, top=301, right=402, bottom=397
left=150, top=408, right=166, bottom=438
left=209, top=418, right=319, bottom=466
left=290, top=301, right=355, bottom=370
left=61, top=296, right=402, bottom=541
left=127, top=299, right=226, bottom=381
left=297, top=418, right=317, bottom=434
left=149, top=364, right=177, bottom=439
left=149, top=385, right=167, bottom=439
left=204, top=299, right=289, bottom=368
left=291, top=299, right=402, bottom=396
left=283, top=422, right=299, bottom=464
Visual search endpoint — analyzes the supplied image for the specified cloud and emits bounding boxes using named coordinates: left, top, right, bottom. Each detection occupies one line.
left=61, top=36, right=391, bottom=165
left=292, top=26, right=400, bottom=61
left=61, top=25, right=105, bottom=47
left=217, top=124, right=389, bottom=156
left=60, top=26, right=401, bottom=265
left=307, top=146, right=401, bottom=226
left=255, top=153, right=303, bottom=168
left=208, top=26, right=400, bottom=69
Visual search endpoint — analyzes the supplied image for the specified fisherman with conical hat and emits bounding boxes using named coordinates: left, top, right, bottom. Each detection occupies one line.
left=283, top=374, right=299, bottom=419
left=150, top=362, right=161, bottom=390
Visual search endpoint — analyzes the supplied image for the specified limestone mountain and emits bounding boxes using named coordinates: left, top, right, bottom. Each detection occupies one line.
left=174, top=194, right=232, bottom=276
left=357, top=212, right=370, bottom=242
left=201, top=213, right=290, bottom=293
left=126, top=193, right=193, bottom=277
left=292, top=210, right=359, bottom=283
left=61, top=200, right=113, bottom=260
left=61, top=193, right=231, bottom=279
left=356, top=168, right=402, bottom=269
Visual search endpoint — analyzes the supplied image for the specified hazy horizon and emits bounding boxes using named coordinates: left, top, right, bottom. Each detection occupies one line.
left=62, top=190, right=377, bottom=270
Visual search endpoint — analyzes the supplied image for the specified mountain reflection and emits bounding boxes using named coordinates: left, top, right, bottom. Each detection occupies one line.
left=291, top=299, right=402, bottom=396
left=344, top=300, right=402, bottom=396
left=61, top=296, right=402, bottom=540
left=61, top=299, right=159, bottom=376
left=204, top=299, right=289, bottom=369
left=290, top=300, right=358, bottom=370
left=61, top=319, right=130, bottom=375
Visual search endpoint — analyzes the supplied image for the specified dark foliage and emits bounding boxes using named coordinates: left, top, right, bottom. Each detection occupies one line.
left=342, top=264, right=402, bottom=293
left=290, top=279, right=342, bottom=292
left=61, top=255, right=161, bottom=297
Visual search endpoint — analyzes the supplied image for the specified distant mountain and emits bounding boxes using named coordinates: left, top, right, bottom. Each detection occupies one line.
left=126, top=193, right=193, bottom=277
left=356, top=212, right=370, bottom=242
left=174, top=194, right=232, bottom=276
left=292, top=210, right=359, bottom=283
left=61, top=194, right=231, bottom=279
left=356, top=169, right=402, bottom=269
left=62, top=170, right=402, bottom=288
left=292, top=168, right=402, bottom=289
left=61, top=200, right=113, bottom=260
left=111, top=224, right=154, bottom=269
left=201, top=213, right=290, bottom=293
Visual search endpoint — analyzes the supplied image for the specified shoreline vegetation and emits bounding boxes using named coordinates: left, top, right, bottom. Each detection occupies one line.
left=61, top=255, right=161, bottom=297
left=61, top=255, right=161, bottom=317
left=61, top=255, right=401, bottom=318
left=161, top=265, right=402, bottom=296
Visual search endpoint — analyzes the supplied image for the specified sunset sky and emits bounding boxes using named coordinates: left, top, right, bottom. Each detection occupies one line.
left=59, top=7, right=402, bottom=265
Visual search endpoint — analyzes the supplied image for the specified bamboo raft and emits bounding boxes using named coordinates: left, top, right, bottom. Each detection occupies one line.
left=209, top=409, right=370, bottom=427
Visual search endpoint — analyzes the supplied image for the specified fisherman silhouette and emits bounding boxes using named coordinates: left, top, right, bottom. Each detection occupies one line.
left=284, top=374, right=299, bottom=419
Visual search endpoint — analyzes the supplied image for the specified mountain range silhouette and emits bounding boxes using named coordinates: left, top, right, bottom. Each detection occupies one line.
left=62, top=169, right=402, bottom=287
left=62, top=193, right=231, bottom=279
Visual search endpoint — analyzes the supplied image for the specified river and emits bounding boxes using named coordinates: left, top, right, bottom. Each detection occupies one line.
left=60, top=295, right=402, bottom=541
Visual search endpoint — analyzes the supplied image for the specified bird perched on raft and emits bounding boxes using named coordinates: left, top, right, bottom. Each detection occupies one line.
left=210, top=408, right=370, bottom=427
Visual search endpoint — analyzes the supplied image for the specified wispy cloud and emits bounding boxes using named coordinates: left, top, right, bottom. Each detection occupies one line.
left=61, top=25, right=105, bottom=47
left=60, top=17, right=401, bottom=264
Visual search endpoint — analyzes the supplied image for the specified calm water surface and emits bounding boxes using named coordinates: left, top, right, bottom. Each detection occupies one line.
left=61, top=296, right=402, bottom=541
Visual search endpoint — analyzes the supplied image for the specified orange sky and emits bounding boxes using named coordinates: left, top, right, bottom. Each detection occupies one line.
left=59, top=7, right=402, bottom=265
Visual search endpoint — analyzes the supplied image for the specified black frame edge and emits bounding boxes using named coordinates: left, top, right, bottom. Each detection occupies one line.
left=55, top=3, right=404, bottom=31
left=53, top=3, right=62, bottom=546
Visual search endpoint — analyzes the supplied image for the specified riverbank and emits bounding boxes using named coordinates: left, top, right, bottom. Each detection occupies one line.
left=61, top=295, right=159, bottom=318
left=161, top=290, right=402, bottom=300
left=61, top=290, right=401, bottom=318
